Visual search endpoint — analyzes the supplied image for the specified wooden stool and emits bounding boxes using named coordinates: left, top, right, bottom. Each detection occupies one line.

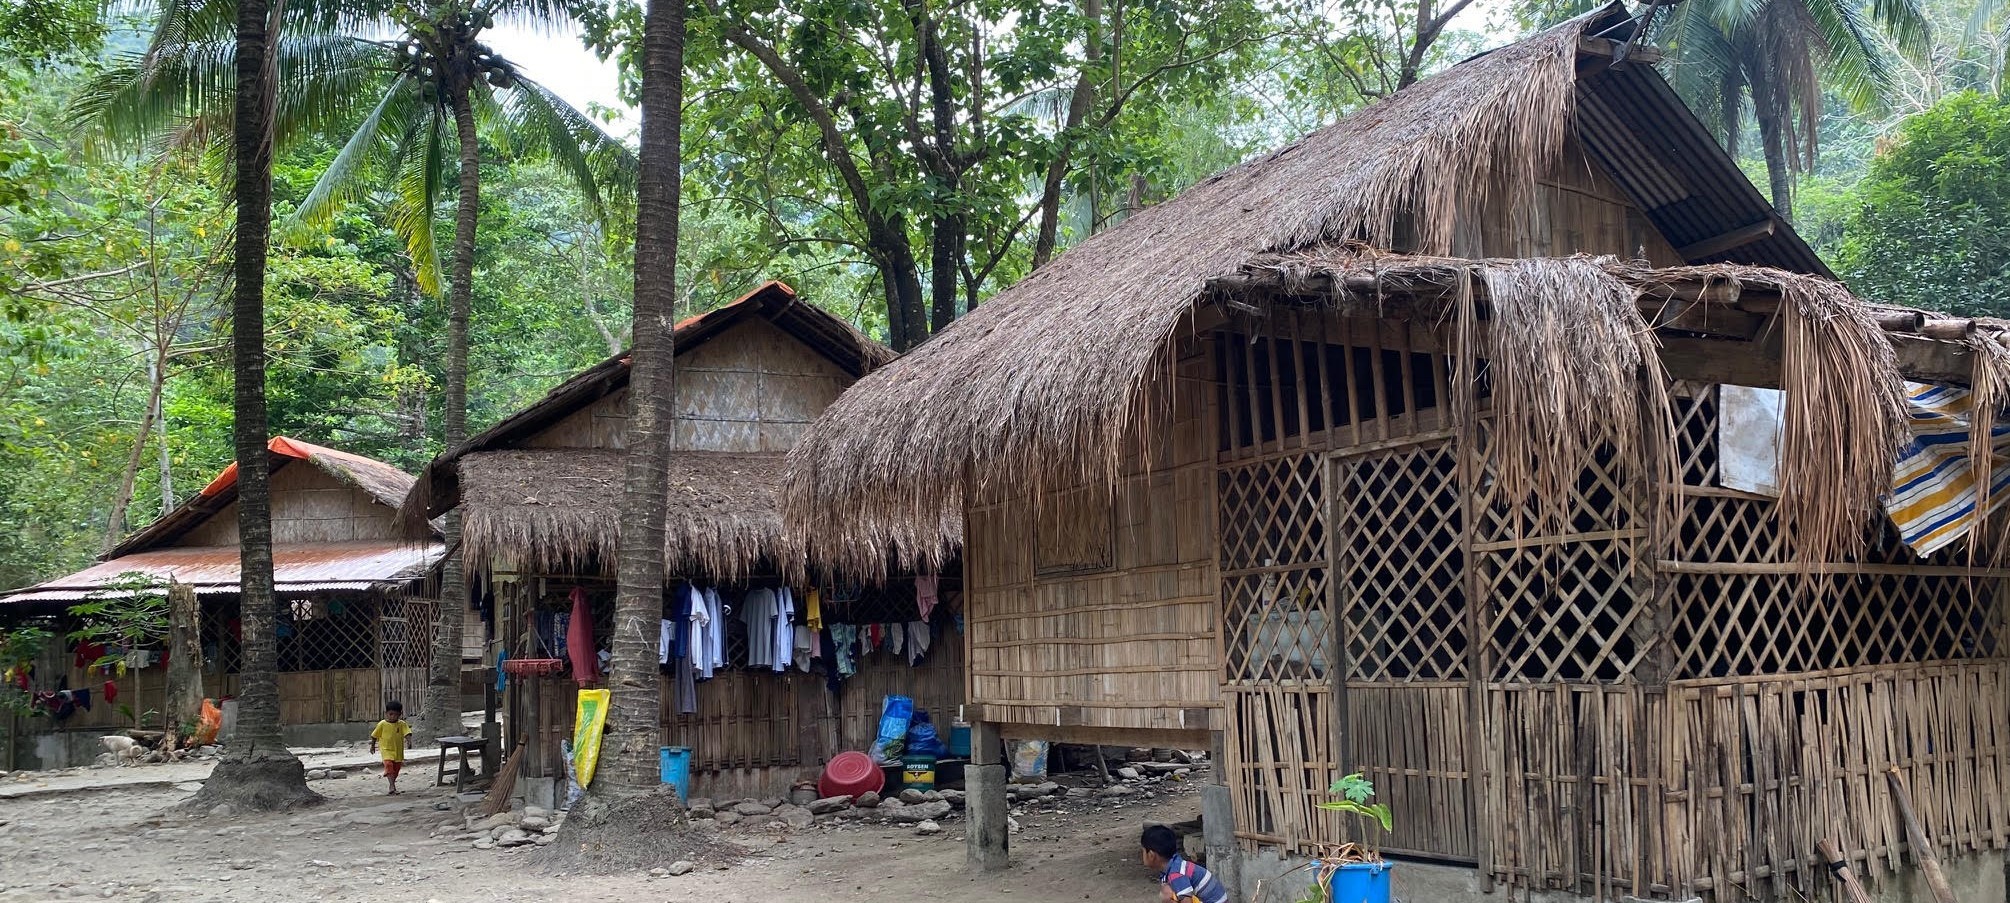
left=436, top=735, right=489, bottom=793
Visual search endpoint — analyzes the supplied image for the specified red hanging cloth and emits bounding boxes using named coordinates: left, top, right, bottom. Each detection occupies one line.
left=567, top=587, right=599, bottom=687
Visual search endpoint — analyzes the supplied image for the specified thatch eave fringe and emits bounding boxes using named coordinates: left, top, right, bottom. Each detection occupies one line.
left=457, top=449, right=800, bottom=582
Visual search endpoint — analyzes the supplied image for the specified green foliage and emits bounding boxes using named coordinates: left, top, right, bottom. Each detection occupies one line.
left=1317, top=772, right=1394, bottom=834
left=1825, top=91, right=2010, bottom=315
left=68, top=571, right=171, bottom=661
left=0, top=625, right=50, bottom=716
left=0, top=0, right=104, bottom=67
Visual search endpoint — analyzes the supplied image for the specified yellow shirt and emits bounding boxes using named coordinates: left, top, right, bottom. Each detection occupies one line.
left=371, top=719, right=411, bottom=760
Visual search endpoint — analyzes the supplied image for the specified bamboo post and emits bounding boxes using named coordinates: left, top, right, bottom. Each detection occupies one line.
left=1886, top=766, right=1957, bottom=903
left=1817, top=838, right=1875, bottom=903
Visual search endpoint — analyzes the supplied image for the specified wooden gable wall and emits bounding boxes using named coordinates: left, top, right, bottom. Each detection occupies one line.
left=521, top=317, right=855, bottom=453
left=1459, top=132, right=1686, bottom=264
left=176, top=463, right=401, bottom=547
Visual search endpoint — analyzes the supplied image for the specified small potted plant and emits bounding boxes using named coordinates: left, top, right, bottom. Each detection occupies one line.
left=1310, top=773, right=1394, bottom=903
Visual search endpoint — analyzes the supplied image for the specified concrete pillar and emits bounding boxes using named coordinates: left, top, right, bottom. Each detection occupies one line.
left=966, top=762, right=1010, bottom=872
left=1202, top=732, right=1243, bottom=903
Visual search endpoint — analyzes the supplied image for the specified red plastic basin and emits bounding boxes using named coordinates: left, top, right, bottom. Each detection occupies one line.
left=819, top=750, right=885, bottom=799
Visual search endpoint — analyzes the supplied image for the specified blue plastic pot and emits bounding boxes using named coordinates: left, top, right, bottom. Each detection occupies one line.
left=1326, top=861, right=1393, bottom=903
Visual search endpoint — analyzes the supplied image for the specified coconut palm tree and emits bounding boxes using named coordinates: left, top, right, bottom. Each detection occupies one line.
left=591, top=0, right=682, bottom=799
left=1663, top=0, right=1930, bottom=220
left=175, top=0, right=324, bottom=811
left=80, top=0, right=635, bottom=743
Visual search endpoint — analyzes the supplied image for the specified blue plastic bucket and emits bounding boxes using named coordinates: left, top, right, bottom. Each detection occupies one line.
left=948, top=723, right=972, bottom=757
left=1326, top=861, right=1392, bottom=903
left=659, top=746, right=692, bottom=802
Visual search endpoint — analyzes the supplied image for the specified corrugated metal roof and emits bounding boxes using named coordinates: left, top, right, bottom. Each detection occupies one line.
left=0, top=541, right=441, bottom=606
left=1575, top=63, right=1833, bottom=277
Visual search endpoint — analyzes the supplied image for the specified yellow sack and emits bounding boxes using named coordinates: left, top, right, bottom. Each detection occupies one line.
left=571, top=688, right=611, bottom=788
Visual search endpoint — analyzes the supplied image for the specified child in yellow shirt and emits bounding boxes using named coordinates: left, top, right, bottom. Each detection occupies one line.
left=369, top=700, right=412, bottom=795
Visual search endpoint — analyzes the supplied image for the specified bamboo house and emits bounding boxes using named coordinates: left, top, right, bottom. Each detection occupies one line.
left=402, top=281, right=968, bottom=804
left=0, top=438, right=442, bottom=768
left=783, top=7, right=2010, bottom=900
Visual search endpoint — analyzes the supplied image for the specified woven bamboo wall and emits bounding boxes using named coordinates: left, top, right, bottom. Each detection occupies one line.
left=178, top=460, right=401, bottom=546
left=963, top=341, right=1220, bottom=736
left=523, top=317, right=854, bottom=454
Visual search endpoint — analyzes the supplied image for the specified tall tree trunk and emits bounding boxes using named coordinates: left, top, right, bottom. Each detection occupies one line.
left=593, top=0, right=684, bottom=800
left=185, top=0, right=314, bottom=811
left=929, top=214, right=962, bottom=332
left=418, top=84, right=482, bottom=742
left=103, top=350, right=169, bottom=551
left=868, top=237, right=928, bottom=350
left=1757, top=107, right=1795, bottom=221
left=1031, top=0, right=1101, bottom=270
left=155, top=360, right=175, bottom=514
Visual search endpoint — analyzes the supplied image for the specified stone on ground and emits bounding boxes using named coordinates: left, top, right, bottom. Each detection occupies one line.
left=853, top=791, right=880, bottom=809
left=774, top=805, right=814, bottom=830
left=887, top=801, right=951, bottom=824
left=667, top=860, right=695, bottom=876
left=732, top=801, right=771, bottom=817
left=808, top=795, right=852, bottom=814
left=915, top=819, right=942, bottom=836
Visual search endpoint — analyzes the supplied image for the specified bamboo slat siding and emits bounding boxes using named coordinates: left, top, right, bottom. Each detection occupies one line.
left=1479, top=664, right=2010, bottom=897
left=961, top=351, right=1222, bottom=735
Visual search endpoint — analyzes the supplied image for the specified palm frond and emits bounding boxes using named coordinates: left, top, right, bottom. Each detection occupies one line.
left=1805, top=0, right=1900, bottom=108
left=1863, top=0, right=1932, bottom=59
left=74, top=33, right=390, bottom=157
left=480, top=0, right=582, bottom=29
left=498, top=74, right=636, bottom=223
left=273, top=36, right=400, bottom=152
left=289, top=73, right=421, bottom=229
left=1659, top=5, right=1742, bottom=145
left=389, top=113, right=448, bottom=297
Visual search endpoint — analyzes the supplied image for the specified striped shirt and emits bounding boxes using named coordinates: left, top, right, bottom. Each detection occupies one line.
left=1162, top=854, right=1228, bottom=903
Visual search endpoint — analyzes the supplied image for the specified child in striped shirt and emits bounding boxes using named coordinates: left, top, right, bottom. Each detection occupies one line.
left=1142, top=825, right=1227, bottom=903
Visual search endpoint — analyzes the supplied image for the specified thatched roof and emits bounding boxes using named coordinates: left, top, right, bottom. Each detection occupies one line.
left=110, top=436, right=422, bottom=558
left=779, top=5, right=1960, bottom=576
left=456, top=449, right=789, bottom=580
left=401, top=280, right=894, bottom=535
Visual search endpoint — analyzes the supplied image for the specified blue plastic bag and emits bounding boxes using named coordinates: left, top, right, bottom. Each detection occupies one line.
left=869, top=694, right=915, bottom=764
left=906, top=710, right=946, bottom=758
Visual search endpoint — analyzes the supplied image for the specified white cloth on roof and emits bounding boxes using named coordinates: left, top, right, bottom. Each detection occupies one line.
left=659, top=619, right=673, bottom=665
left=907, top=621, right=930, bottom=664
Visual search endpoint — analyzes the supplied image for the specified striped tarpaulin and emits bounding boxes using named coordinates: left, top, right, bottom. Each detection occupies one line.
left=1885, top=382, right=2010, bottom=556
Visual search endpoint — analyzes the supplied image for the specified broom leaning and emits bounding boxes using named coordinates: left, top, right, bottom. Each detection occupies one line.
left=479, top=736, right=527, bottom=816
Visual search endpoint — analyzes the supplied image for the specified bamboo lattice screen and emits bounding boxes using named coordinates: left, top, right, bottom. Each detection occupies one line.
left=1209, top=314, right=2010, bottom=899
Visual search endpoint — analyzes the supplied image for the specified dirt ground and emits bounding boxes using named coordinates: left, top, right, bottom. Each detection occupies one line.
left=0, top=760, right=1204, bottom=903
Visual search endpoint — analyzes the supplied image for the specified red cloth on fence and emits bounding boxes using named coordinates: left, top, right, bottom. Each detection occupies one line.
left=567, top=587, right=599, bottom=687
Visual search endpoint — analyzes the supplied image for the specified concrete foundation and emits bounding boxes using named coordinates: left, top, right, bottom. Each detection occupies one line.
left=965, top=762, right=1010, bottom=872
left=1201, top=784, right=1243, bottom=899
left=1233, top=847, right=2008, bottom=903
